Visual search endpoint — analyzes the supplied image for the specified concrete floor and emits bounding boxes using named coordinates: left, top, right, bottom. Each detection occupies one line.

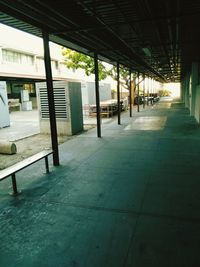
left=0, top=110, right=40, bottom=141
left=1, top=98, right=200, bottom=267
left=0, top=109, right=112, bottom=142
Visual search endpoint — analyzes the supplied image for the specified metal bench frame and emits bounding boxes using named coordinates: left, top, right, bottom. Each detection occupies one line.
left=0, top=149, right=53, bottom=195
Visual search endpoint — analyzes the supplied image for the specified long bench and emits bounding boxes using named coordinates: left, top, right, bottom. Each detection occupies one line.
left=0, top=149, right=53, bottom=195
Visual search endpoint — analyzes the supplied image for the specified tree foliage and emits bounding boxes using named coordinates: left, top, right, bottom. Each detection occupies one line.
left=158, top=89, right=171, bottom=96
left=108, top=67, right=131, bottom=90
left=62, top=48, right=108, bottom=80
left=62, top=47, right=134, bottom=89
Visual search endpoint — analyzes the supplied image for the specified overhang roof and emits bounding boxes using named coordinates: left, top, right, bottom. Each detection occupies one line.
left=1, top=0, right=200, bottom=82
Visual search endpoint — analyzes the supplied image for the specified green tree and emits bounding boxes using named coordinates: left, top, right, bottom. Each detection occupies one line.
left=62, top=47, right=134, bottom=89
left=62, top=48, right=108, bottom=80
left=108, top=66, right=134, bottom=90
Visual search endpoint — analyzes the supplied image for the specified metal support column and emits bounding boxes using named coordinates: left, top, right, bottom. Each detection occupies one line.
left=137, top=72, right=140, bottom=112
left=180, top=78, right=185, bottom=103
left=117, top=62, right=121, bottom=125
left=94, top=53, right=101, bottom=137
left=45, top=156, right=49, bottom=173
left=147, top=76, right=150, bottom=106
left=151, top=78, right=153, bottom=105
left=129, top=69, right=132, bottom=117
left=143, top=74, right=145, bottom=109
left=42, top=31, right=59, bottom=166
left=11, top=174, right=18, bottom=195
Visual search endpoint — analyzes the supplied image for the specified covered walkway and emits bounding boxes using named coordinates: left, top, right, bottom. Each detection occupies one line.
left=1, top=98, right=200, bottom=267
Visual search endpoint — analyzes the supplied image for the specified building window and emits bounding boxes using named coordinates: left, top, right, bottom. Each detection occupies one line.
left=51, top=60, right=58, bottom=70
left=24, top=83, right=35, bottom=96
left=21, top=54, right=34, bottom=65
left=2, top=49, right=20, bottom=63
left=2, top=49, right=33, bottom=65
left=36, top=57, right=59, bottom=70
left=36, top=57, right=44, bottom=68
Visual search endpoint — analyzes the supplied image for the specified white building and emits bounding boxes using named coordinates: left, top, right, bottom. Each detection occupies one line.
left=0, top=24, right=114, bottom=110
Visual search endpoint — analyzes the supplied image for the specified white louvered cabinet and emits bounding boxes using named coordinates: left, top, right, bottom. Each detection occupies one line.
left=36, top=81, right=83, bottom=136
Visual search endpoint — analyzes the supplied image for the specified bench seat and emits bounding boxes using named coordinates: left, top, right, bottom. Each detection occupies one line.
left=0, top=149, right=53, bottom=195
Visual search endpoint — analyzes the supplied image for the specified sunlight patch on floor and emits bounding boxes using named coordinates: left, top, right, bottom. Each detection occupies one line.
left=124, top=116, right=167, bottom=131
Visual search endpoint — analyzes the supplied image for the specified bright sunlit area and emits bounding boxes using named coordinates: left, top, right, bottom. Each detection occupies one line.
left=162, top=82, right=181, bottom=98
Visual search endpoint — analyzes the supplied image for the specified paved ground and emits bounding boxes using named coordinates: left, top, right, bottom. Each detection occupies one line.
left=0, top=109, right=99, bottom=169
left=0, top=110, right=71, bottom=169
left=0, top=109, right=111, bottom=142
left=0, top=110, right=40, bottom=142
left=1, top=98, right=200, bottom=267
